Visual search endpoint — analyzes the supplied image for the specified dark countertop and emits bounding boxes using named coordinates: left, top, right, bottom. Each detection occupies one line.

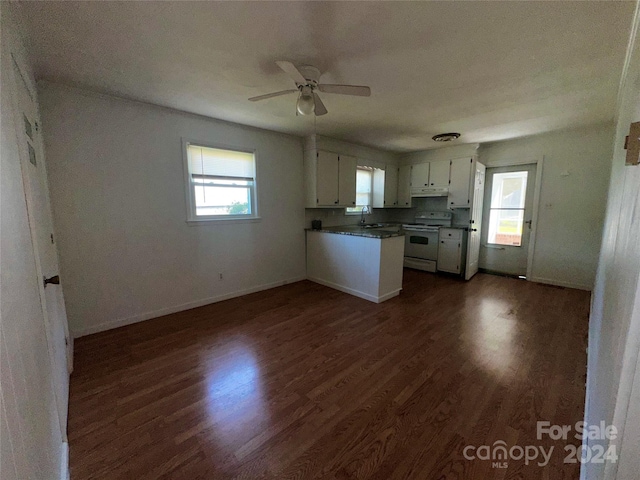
left=306, top=225, right=404, bottom=239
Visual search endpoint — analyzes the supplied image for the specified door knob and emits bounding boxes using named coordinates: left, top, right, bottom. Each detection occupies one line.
left=43, top=275, right=60, bottom=288
left=525, top=220, right=532, bottom=229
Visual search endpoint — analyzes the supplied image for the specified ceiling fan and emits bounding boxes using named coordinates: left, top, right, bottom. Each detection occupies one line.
left=248, top=61, right=371, bottom=116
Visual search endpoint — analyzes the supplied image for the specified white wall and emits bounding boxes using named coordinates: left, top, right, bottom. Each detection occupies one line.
left=39, top=84, right=306, bottom=337
left=479, top=123, right=614, bottom=290
left=583, top=4, right=640, bottom=478
left=0, top=5, right=66, bottom=479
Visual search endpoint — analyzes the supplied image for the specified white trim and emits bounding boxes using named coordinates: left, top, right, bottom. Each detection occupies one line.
left=72, top=276, right=306, bottom=338
left=526, top=156, right=544, bottom=280
left=529, top=276, right=592, bottom=291
left=181, top=137, right=259, bottom=223
left=60, top=441, right=69, bottom=480
left=187, top=216, right=262, bottom=226
left=483, top=156, right=542, bottom=168
left=306, top=276, right=401, bottom=303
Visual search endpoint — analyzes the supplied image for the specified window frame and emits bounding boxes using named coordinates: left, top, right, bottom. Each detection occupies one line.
left=182, top=138, right=260, bottom=224
left=345, top=165, right=374, bottom=215
left=486, top=170, right=528, bottom=247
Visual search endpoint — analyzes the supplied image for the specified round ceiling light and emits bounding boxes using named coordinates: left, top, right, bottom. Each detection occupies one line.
left=432, top=133, right=461, bottom=142
left=296, top=86, right=315, bottom=116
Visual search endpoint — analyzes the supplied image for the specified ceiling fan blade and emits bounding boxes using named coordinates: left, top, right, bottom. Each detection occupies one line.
left=313, top=93, right=328, bottom=116
left=318, top=84, right=371, bottom=97
left=248, top=89, right=297, bottom=102
left=276, top=60, right=307, bottom=85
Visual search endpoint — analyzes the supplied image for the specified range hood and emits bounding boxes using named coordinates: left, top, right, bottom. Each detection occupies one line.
left=410, top=186, right=449, bottom=197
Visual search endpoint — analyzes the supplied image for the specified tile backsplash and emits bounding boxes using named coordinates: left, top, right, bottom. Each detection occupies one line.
left=304, top=197, right=470, bottom=229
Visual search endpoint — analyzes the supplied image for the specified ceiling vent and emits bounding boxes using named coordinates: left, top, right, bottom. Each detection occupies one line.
left=432, top=133, right=461, bottom=142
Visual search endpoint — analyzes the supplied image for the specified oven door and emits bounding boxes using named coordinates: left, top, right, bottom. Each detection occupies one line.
left=404, top=229, right=439, bottom=261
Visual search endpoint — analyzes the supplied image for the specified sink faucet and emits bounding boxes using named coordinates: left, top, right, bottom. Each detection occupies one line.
left=359, top=206, right=370, bottom=226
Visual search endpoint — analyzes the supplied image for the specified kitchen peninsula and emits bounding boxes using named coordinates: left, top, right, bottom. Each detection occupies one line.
left=306, top=225, right=405, bottom=303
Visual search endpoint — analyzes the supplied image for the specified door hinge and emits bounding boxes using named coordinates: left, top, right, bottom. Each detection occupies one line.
left=35, top=121, right=39, bottom=132
left=65, top=337, right=68, bottom=346
left=50, top=233, right=54, bottom=244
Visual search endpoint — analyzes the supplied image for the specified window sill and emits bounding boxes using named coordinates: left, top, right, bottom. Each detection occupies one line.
left=187, top=216, right=262, bottom=226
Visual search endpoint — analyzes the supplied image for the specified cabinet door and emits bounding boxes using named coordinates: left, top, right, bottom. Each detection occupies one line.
left=384, top=166, right=398, bottom=207
left=448, top=157, right=473, bottom=207
left=429, top=161, right=450, bottom=187
left=372, top=168, right=385, bottom=208
left=338, top=155, right=357, bottom=207
left=397, top=165, right=411, bottom=207
left=411, top=162, right=430, bottom=188
left=316, top=150, right=339, bottom=206
left=437, top=238, right=461, bottom=273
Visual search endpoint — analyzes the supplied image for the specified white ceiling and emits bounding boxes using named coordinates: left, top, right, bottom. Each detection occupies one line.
left=17, top=1, right=635, bottom=152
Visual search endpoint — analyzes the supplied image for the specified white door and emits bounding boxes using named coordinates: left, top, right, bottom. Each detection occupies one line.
left=480, top=164, right=537, bottom=276
left=397, top=165, right=411, bottom=207
left=448, top=157, right=473, bottom=207
left=428, top=161, right=450, bottom=187
left=338, top=154, right=357, bottom=207
left=410, top=162, right=429, bottom=188
left=384, top=166, right=398, bottom=207
left=437, top=239, right=461, bottom=273
left=465, top=162, right=486, bottom=280
left=11, top=62, right=71, bottom=438
left=316, top=150, right=339, bottom=206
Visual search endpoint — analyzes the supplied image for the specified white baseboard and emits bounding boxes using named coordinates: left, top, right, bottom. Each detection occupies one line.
left=307, top=276, right=401, bottom=303
left=529, top=276, right=593, bottom=291
left=60, top=441, right=69, bottom=480
left=72, top=276, right=306, bottom=338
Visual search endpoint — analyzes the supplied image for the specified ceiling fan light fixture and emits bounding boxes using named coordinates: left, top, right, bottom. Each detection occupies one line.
left=432, top=132, right=461, bottom=142
left=296, top=86, right=315, bottom=116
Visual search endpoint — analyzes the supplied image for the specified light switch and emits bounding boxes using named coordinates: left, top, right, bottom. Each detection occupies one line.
left=625, top=121, right=640, bottom=166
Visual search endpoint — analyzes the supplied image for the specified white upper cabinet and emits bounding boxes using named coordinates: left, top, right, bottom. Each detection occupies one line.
left=397, top=165, right=411, bottom=207
left=316, top=151, right=340, bottom=206
left=305, top=149, right=357, bottom=207
left=338, top=155, right=357, bottom=208
left=448, top=157, right=474, bottom=208
left=411, top=162, right=430, bottom=188
left=429, top=161, right=450, bottom=188
left=384, top=166, right=398, bottom=207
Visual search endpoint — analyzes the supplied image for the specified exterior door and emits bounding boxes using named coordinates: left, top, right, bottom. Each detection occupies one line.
left=465, top=162, right=486, bottom=280
left=480, top=164, right=537, bottom=276
left=11, top=62, right=71, bottom=438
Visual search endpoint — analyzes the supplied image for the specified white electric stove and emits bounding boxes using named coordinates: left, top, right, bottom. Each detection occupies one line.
left=402, top=211, right=452, bottom=272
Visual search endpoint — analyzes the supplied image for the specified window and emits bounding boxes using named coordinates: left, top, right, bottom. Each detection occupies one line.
left=346, top=166, right=373, bottom=214
left=487, top=171, right=528, bottom=246
left=184, top=142, right=257, bottom=221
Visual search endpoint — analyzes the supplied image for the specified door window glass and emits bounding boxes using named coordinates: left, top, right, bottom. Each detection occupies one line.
left=487, top=171, right=528, bottom=246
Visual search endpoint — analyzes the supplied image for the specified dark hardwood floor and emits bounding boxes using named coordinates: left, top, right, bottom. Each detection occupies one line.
left=69, top=270, right=590, bottom=479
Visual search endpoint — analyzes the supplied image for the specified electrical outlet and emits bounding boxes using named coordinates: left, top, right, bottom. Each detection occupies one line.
left=219, top=273, right=223, bottom=280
